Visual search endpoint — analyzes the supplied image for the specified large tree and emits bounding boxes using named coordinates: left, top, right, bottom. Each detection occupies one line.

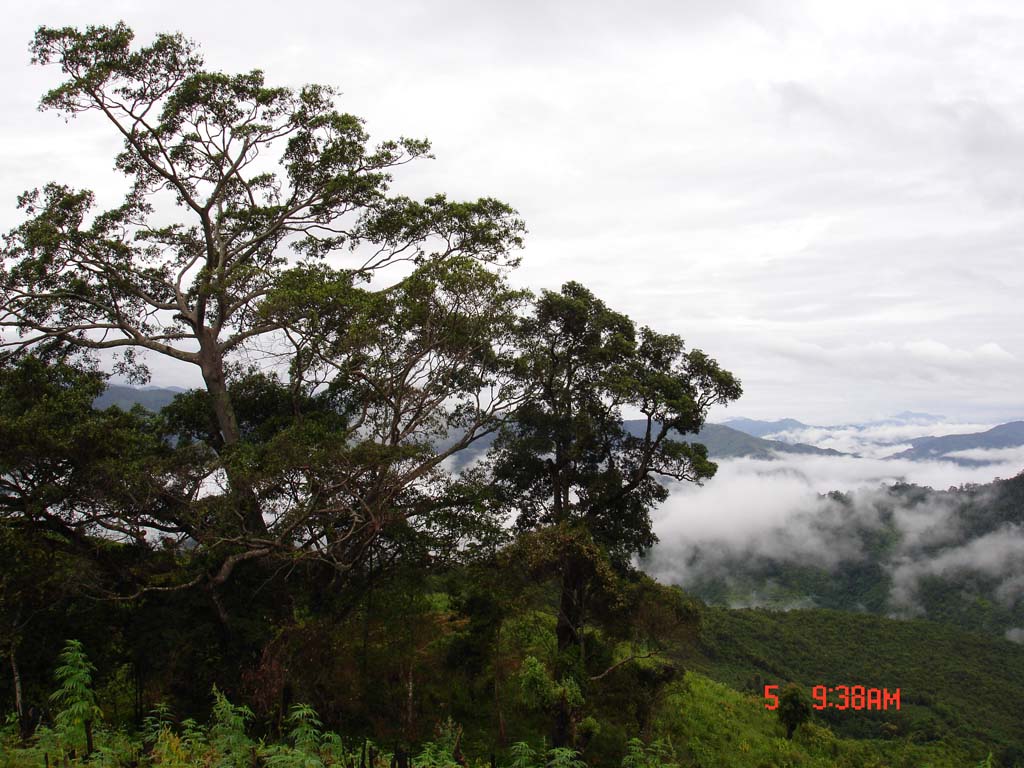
left=0, top=23, right=527, bottom=594
left=488, top=282, right=741, bottom=658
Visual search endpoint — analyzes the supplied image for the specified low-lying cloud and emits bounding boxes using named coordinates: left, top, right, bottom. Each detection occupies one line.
left=765, top=419, right=1002, bottom=458
left=888, top=525, right=1024, bottom=614
left=645, top=449, right=1024, bottom=620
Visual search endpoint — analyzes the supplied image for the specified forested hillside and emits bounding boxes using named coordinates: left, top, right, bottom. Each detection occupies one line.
left=673, top=473, right=1024, bottom=640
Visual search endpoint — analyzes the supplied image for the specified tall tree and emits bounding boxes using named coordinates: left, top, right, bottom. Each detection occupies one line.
left=1, top=23, right=524, bottom=539
left=489, top=282, right=741, bottom=657
left=0, top=24, right=528, bottom=595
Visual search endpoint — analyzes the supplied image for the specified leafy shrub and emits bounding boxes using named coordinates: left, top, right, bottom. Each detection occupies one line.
left=50, top=639, right=101, bottom=755
left=209, top=686, right=255, bottom=768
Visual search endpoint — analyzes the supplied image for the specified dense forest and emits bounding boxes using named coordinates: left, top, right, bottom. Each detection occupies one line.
left=0, top=22, right=1021, bottom=768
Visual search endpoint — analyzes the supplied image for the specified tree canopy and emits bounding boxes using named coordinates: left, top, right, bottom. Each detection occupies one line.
left=1, top=23, right=530, bottom=598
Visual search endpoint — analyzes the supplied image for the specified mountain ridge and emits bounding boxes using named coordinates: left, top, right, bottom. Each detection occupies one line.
left=885, top=421, right=1024, bottom=464
left=95, top=385, right=845, bottom=461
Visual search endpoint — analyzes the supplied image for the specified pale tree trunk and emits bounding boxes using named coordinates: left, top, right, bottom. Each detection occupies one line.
left=493, top=623, right=506, bottom=746
left=198, top=339, right=242, bottom=447
left=9, top=643, right=24, bottom=736
left=404, top=666, right=414, bottom=741
left=198, top=336, right=268, bottom=537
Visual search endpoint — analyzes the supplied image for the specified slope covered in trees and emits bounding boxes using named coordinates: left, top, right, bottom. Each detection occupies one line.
left=675, top=474, right=1024, bottom=640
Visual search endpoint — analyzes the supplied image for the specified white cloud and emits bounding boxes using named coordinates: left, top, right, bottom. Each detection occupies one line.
left=1, top=2, right=1024, bottom=422
left=767, top=420, right=1002, bottom=458
left=888, top=525, right=1024, bottom=613
left=645, top=450, right=1024, bottom=610
left=944, top=446, right=1024, bottom=464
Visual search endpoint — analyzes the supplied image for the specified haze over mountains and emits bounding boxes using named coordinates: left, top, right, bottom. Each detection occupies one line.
left=99, top=384, right=1024, bottom=466
left=723, top=413, right=1024, bottom=465
left=94, top=384, right=186, bottom=412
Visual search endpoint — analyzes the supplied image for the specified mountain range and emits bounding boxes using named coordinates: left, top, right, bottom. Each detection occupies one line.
left=724, top=414, right=1024, bottom=464
left=94, top=385, right=842, bottom=461
left=886, top=421, right=1024, bottom=464
left=94, top=384, right=186, bottom=412
left=94, top=385, right=1024, bottom=465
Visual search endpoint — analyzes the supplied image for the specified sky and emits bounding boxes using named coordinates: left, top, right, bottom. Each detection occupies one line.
left=3, top=0, right=1024, bottom=423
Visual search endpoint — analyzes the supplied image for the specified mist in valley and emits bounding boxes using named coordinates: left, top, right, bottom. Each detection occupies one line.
left=643, top=425, right=1024, bottom=643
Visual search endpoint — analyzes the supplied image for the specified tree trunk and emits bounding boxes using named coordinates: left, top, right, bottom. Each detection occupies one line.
left=84, top=719, right=94, bottom=757
left=551, top=689, right=573, bottom=748
left=404, top=666, right=414, bottom=741
left=199, top=341, right=241, bottom=447
left=10, top=643, right=25, bottom=739
left=556, top=560, right=585, bottom=657
left=198, top=339, right=268, bottom=536
left=493, top=624, right=506, bottom=747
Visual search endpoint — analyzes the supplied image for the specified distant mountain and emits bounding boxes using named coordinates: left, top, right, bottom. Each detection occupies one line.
left=886, top=421, right=1024, bottom=464
left=95, top=385, right=843, bottom=462
left=623, top=420, right=843, bottom=459
left=718, top=417, right=810, bottom=438
left=722, top=412, right=949, bottom=439
left=94, top=384, right=183, bottom=412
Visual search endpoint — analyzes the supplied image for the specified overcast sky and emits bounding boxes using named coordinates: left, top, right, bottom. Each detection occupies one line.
left=3, top=0, right=1024, bottom=424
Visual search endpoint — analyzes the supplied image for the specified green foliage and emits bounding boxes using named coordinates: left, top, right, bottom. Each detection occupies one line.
left=544, top=747, right=586, bottom=768
left=649, top=672, right=981, bottom=768
left=209, top=686, right=255, bottom=768
left=518, top=657, right=558, bottom=710
left=516, top=656, right=584, bottom=713
left=507, top=741, right=541, bottom=768
left=142, top=702, right=175, bottom=743
left=698, top=605, right=1024, bottom=755
left=777, top=684, right=811, bottom=739
left=50, top=640, right=101, bottom=749
left=620, top=738, right=677, bottom=768
left=415, top=740, right=459, bottom=768
left=260, top=703, right=354, bottom=768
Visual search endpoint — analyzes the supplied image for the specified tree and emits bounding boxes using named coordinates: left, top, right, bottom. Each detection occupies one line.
left=0, top=24, right=527, bottom=595
left=0, top=355, right=165, bottom=550
left=489, top=282, right=741, bottom=658
left=778, top=683, right=811, bottom=740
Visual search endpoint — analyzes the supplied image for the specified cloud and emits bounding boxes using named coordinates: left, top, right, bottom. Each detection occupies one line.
left=2, top=2, right=1024, bottom=423
left=645, top=450, right=1024, bottom=614
left=888, top=525, right=1024, bottom=614
left=766, top=419, right=1002, bottom=458
left=760, top=418, right=1024, bottom=470
left=943, top=446, right=1024, bottom=464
